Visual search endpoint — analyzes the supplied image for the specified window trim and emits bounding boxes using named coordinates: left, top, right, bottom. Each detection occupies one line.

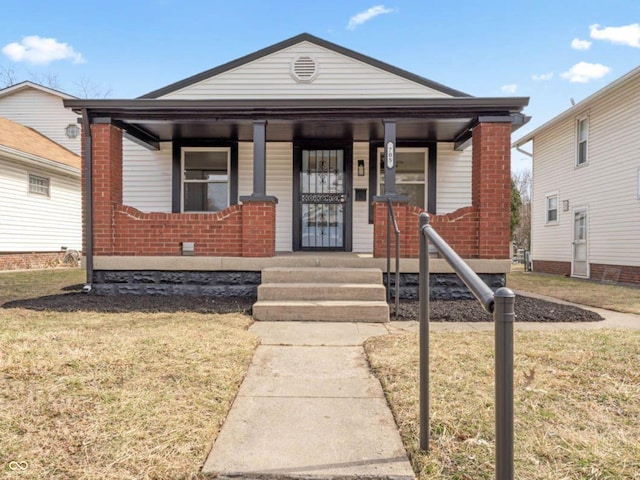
left=637, top=166, right=640, bottom=200
left=377, top=147, right=429, bottom=208
left=28, top=173, right=51, bottom=198
left=575, top=115, right=589, bottom=167
left=545, top=192, right=559, bottom=225
left=180, top=146, right=231, bottom=213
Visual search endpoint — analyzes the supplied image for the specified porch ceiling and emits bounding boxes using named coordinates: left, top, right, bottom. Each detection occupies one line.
left=65, top=97, right=530, bottom=144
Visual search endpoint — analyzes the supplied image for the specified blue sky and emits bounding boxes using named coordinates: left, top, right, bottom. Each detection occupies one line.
left=1, top=0, right=639, bottom=173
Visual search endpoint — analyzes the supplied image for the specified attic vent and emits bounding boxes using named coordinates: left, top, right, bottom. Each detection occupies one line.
left=291, top=56, right=318, bottom=82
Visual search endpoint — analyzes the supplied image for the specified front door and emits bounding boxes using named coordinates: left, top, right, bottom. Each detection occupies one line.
left=293, top=147, right=352, bottom=251
left=572, top=208, right=589, bottom=277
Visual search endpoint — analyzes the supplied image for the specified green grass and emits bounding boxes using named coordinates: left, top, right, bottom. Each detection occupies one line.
left=365, top=330, right=640, bottom=480
left=0, top=269, right=258, bottom=479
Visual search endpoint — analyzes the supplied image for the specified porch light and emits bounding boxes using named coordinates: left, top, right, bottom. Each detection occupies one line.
left=65, top=123, right=80, bottom=139
left=357, top=159, right=365, bottom=176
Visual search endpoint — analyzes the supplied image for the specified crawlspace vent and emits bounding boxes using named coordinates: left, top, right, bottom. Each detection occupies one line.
left=291, top=56, right=318, bottom=82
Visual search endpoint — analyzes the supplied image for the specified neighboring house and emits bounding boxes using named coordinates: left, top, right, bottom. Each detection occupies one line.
left=0, top=117, right=81, bottom=270
left=64, top=33, right=529, bottom=297
left=513, top=66, right=640, bottom=285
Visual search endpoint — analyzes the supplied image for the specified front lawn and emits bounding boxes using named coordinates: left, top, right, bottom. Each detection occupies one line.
left=0, top=270, right=257, bottom=479
left=365, top=330, right=640, bottom=479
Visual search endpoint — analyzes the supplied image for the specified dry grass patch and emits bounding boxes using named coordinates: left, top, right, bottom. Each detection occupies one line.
left=1, top=306, right=257, bottom=479
left=365, top=330, right=640, bottom=479
left=0, top=268, right=85, bottom=303
left=508, top=270, right=640, bottom=315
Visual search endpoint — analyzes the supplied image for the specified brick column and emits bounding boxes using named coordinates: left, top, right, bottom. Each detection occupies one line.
left=472, top=121, right=511, bottom=259
left=90, top=123, right=123, bottom=256
left=241, top=199, right=277, bottom=257
left=372, top=200, right=409, bottom=258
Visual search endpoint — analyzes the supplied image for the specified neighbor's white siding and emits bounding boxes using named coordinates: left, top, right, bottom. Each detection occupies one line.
left=531, top=72, right=640, bottom=269
left=436, top=143, right=472, bottom=214
left=161, top=41, right=451, bottom=100
left=352, top=142, right=373, bottom=252
left=0, top=156, right=81, bottom=252
left=0, top=88, right=81, bottom=154
left=122, top=140, right=173, bottom=212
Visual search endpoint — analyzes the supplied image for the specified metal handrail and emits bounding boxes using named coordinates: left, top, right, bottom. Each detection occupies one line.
left=418, top=212, right=515, bottom=480
left=385, top=197, right=400, bottom=318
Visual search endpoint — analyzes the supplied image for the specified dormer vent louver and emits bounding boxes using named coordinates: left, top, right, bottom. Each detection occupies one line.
left=291, top=56, right=318, bottom=83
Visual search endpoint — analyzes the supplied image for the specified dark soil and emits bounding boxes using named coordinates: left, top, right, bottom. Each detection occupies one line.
left=395, top=296, right=603, bottom=322
left=2, top=288, right=603, bottom=322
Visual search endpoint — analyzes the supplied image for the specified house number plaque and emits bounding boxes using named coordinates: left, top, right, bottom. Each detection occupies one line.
left=386, top=141, right=394, bottom=169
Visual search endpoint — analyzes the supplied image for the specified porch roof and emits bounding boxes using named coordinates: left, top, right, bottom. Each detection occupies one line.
left=64, top=97, right=530, bottom=149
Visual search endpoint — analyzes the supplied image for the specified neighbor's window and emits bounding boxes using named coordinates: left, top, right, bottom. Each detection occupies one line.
left=28, top=174, right=50, bottom=197
left=546, top=194, right=558, bottom=224
left=576, top=117, right=588, bottom=166
left=182, top=148, right=230, bottom=212
left=379, top=148, right=428, bottom=209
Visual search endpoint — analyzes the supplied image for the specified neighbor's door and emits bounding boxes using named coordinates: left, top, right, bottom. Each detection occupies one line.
left=572, top=208, right=589, bottom=277
left=294, top=148, right=351, bottom=251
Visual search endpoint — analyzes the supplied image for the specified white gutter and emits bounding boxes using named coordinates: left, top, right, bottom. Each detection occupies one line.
left=0, top=145, right=80, bottom=177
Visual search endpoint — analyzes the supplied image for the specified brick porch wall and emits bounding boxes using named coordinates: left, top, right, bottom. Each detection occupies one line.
left=373, top=121, right=510, bottom=259
left=373, top=202, right=479, bottom=258
left=86, top=123, right=276, bottom=258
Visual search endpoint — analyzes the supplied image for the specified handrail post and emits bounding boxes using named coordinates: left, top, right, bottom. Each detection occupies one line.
left=494, top=287, right=515, bottom=480
left=419, top=212, right=430, bottom=451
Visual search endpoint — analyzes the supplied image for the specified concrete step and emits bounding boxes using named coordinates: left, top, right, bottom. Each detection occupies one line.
left=258, top=282, right=387, bottom=301
left=253, top=300, right=390, bottom=322
left=261, top=267, right=382, bottom=285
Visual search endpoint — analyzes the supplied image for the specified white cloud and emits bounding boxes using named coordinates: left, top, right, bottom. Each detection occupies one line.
left=2, top=35, right=85, bottom=65
left=500, top=84, right=518, bottom=94
left=590, top=23, right=640, bottom=47
left=532, top=72, right=554, bottom=81
left=571, top=38, right=592, bottom=50
left=560, top=62, right=610, bottom=83
left=347, top=5, right=395, bottom=30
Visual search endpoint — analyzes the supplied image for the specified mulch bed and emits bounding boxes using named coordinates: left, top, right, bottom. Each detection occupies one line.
left=3, top=289, right=603, bottom=322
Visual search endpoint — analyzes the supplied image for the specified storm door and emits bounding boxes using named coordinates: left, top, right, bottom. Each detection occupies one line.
left=572, top=208, right=589, bottom=278
left=294, top=148, right=352, bottom=251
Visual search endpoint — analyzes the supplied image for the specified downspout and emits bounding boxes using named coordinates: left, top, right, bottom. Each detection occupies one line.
left=81, top=109, right=93, bottom=293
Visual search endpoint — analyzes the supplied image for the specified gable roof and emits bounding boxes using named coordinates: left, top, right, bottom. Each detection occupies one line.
left=0, top=116, right=80, bottom=170
left=514, top=65, right=640, bottom=147
left=140, top=33, right=470, bottom=99
left=0, top=81, right=77, bottom=100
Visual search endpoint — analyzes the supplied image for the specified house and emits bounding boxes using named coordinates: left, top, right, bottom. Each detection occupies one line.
left=64, top=33, right=529, bottom=301
left=0, top=116, right=81, bottom=270
left=513, top=66, right=640, bottom=285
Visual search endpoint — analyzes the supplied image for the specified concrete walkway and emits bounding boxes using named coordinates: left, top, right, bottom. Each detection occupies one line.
left=202, top=294, right=639, bottom=479
left=203, top=322, right=414, bottom=479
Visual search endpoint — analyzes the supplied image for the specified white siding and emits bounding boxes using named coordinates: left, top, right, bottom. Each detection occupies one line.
left=531, top=73, right=640, bottom=268
left=436, top=143, right=472, bottom=214
left=0, top=156, right=81, bottom=252
left=122, top=140, right=172, bottom=212
left=161, top=41, right=451, bottom=100
left=238, top=141, right=294, bottom=252
left=352, top=142, right=373, bottom=252
left=0, top=88, right=81, bottom=154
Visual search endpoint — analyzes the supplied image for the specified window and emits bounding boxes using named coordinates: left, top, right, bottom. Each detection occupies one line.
left=379, top=148, right=428, bottom=208
left=576, top=117, right=588, bottom=166
left=546, top=194, right=558, bottom=224
left=29, top=174, right=50, bottom=196
left=182, top=148, right=229, bottom=212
